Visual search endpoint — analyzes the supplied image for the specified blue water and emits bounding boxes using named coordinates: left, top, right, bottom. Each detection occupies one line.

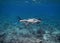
left=0, top=0, right=60, bottom=26
left=0, top=0, right=60, bottom=19
left=0, top=0, right=60, bottom=43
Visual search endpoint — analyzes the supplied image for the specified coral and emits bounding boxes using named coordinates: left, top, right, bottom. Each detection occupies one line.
left=0, top=18, right=60, bottom=43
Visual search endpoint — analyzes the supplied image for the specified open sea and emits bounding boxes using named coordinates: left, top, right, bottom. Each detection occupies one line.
left=0, top=0, right=60, bottom=43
